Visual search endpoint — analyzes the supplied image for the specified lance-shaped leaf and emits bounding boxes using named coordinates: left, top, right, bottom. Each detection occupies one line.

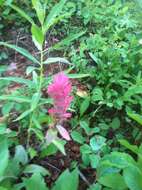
left=31, top=24, right=44, bottom=50
left=10, top=4, right=35, bottom=24
left=0, top=42, right=39, bottom=64
left=32, top=0, right=46, bottom=25
left=43, top=0, right=67, bottom=34
left=44, top=57, right=71, bottom=65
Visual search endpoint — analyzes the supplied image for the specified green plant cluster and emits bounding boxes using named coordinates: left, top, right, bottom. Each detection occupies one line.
left=0, top=0, right=142, bottom=189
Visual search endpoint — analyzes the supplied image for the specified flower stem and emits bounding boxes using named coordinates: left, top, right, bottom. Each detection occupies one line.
left=27, top=47, right=44, bottom=148
left=39, top=48, right=44, bottom=92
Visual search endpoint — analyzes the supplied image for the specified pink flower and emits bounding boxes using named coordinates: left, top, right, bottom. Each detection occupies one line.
left=48, top=72, right=73, bottom=122
left=47, top=72, right=73, bottom=141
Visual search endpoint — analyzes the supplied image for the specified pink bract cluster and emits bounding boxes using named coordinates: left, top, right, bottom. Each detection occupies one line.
left=48, top=72, right=73, bottom=122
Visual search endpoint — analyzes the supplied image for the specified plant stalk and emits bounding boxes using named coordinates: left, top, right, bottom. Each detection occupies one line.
left=27, top=46, right=44, bottom=148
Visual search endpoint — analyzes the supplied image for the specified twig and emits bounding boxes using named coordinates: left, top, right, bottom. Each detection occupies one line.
left=42, top=161, right=61, bottom=172
left=79, top=170, right=91, bottom=187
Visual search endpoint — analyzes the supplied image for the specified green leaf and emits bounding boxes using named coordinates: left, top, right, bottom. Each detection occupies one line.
left=87, top=183, right=101, bottom=190
left=52, top=139, right=66, bottom=155
left=80, top=120, right=91, bottom=135
left=2, top=102, right=14, bottom=115
left=28, top=147, right=37, bottom=159
left=24, top=173, right=48, bottom=190
left=90, top=135, right=106, bottom=152
left=24, top=164, right=50, bottom=176
left=110, top=117, right=120, bottom=130
left=123, top=166, right=142, bottom=190
left=30, top=128, right=44, bottom=141
left=0, top=0, right=4, bottom=6
left=52, top=168, right=79, bottom=190
left=52, top=31, right=86, bottom=50
left=31, top=24, right=44, bottom=50
left=71, top=131, right=85, bottom=144
left=40, top=143, right=58, bottom=157
left=92, top=88, right=103, bottom=102
left=32, top=0, right=46, bottom=25
left=0, top=187, right=8, bottom=190
left=97, top=152, right=136, bottom=176
left=43, top=0, right=67, bottom=34
left=0, top=95, right=31, bottom=103
left=98, top=173, right=127, bottom=190
left=90, top=154, right=100, bottom=169
left=124, top=85, right=142, bottom=101
left=119, top=139, right=139, bottom=155
left=10, top=4, right=34, bottom=24
left=32, top=116, right=42, bottom=129
left=44, top=57, right=71, bottom=65
left=14, top=145, right=28, bottom=165
left=0, top=76, right=34, bottom=87
left=127, top=112, right=142, bottom=125
left=80, top=144, right=92, bottom=154
left=0, top=42, right=39, bottom=64
left=0, top=137, right=9, bottom=177
left=31, top=93, right=41, bottom=111
left=67, top=73, right=90, bottom=79
left=26, top=66, right=37, bottom=75
left=15, top=109, right=32, bottom=121
left=80, top=98, right=90, bottom=116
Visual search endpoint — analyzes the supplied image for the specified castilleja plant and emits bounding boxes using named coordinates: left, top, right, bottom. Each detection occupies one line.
left=47, top=72, right=73, bottom=141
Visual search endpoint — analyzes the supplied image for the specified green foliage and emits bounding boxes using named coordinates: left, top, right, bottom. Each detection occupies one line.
left=96, top=141, right=142, bottom=190
left=0, top=0, right=142, bottom=189
left=52, top=169, right=79, bottom=190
